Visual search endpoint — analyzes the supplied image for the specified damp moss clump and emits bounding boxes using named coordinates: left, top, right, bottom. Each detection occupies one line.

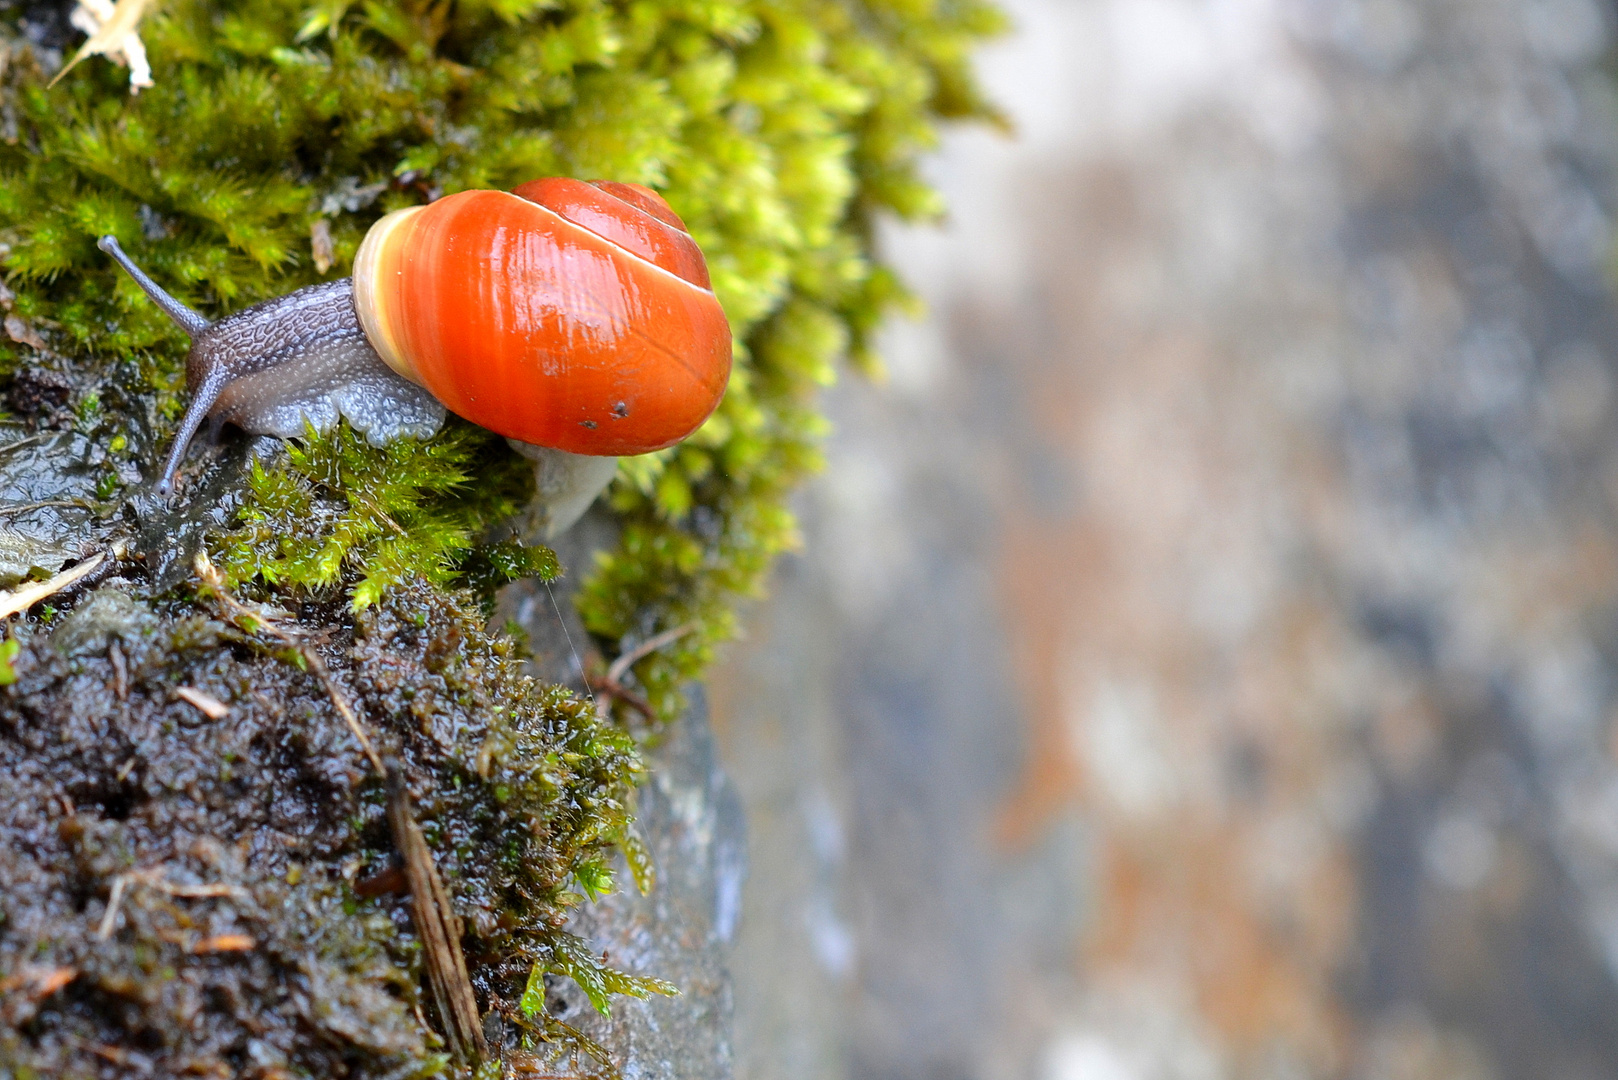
left=0, top=580, right=653, bottom=1078
left=216, top=419, right=550, bottom=611
left=0, top=0, right=1003, bottom=711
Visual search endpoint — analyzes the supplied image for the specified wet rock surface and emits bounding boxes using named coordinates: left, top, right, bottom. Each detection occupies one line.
left=0, top=327, right=745, bottom=1077
left=0, top=574, right=649, bottom=1078
left=502, top=520, right=747, bottom=1080
left=0, top=354, right=266, bottom=591
left=545, top=690, right=747, bottom=1080
left=715, top=0, right=1618, bottom=1078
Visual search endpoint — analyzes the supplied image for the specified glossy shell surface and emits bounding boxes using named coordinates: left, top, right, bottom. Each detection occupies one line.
left=353, top=179, right=731, bottom=456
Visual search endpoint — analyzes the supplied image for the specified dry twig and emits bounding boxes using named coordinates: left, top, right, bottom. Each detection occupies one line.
left=0, top=964, right=77, bottom=998
left=148, top=879, right=246, bottom=900
left=0, top=499, right=98, bottom=516
left=0, top=432, right=50, bottom=457
left=0, top=552, right=105, bottom=620
left=89, top=1044, right=148, bottom=1069
left=95, top=875, right=129, bottom=940
left=588, top=623, right=694, bottom=721
left=95, top=865, right=251, bottom=940
left=175, top=686, right=231, bottom=720
left=109, top=639, right=128, bottom=701
left=191, top=934, right=255, bottom=954
left=0, top=964, right=78, bottom=1027
left=386, top=761, right=487, bottom=1064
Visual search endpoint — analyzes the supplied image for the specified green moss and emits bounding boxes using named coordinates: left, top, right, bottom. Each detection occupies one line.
left=214, top=418, right=549, bottom=610
left=0, top=0, right=1002, bottom=716
left=519, top=931, right=679, bottom=1020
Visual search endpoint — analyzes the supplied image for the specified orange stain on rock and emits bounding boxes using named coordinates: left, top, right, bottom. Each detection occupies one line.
left=1085, top=828, right=1354, bottom=1068
left=992, top=516, right=1095, bottom=847
left=979, top=272, right=1365, bottom=1068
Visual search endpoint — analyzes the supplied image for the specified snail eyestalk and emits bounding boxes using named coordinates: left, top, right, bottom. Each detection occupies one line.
left=98, top=236, right=210, bottom=337
left=98, top=235, right=218, bottom=496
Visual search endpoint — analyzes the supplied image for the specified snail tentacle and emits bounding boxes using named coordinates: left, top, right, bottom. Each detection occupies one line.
left=98, top=236, right=210, bottom=337
left=155, top=368, right=227, bottom=496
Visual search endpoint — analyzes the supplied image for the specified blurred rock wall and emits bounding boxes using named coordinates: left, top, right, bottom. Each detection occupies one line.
left=710, top=0, right=1618, bottom=1078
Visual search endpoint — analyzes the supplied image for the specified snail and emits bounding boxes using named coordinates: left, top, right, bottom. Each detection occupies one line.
left=99, top=178, right=732, bottom=536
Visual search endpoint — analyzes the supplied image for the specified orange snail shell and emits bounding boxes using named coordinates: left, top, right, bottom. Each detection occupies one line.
left=352, top=178, right=731, bottom=456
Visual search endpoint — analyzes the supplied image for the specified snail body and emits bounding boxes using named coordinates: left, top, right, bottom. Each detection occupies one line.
left=101, top=178, right=731, bottom=534
left=145, top=276, right=447, bottom=452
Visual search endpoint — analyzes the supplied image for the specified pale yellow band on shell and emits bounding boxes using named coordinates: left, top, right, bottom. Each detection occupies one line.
left=352, top=205, right=426, bottom=386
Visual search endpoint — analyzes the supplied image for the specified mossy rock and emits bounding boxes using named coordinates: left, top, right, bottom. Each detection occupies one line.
left=0, top=0, right=1000, bottom=1072
left=0, top=0, right=1003, bottom=710
left=0, top=581, right=649, bottom=1077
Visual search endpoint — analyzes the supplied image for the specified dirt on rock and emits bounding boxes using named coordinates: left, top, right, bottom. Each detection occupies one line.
left=0, top=577, right=640, bottom=1079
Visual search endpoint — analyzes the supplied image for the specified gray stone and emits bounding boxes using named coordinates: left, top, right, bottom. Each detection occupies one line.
left=0, top=525, right=69, bottom=586
left=50, top=586, right=156, bottom=656
left=715, top=0, right=1618, bottom=1076
left=497, top=515, right=745, bottom=1079
left=546, top=688, right=746, bottom=1080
